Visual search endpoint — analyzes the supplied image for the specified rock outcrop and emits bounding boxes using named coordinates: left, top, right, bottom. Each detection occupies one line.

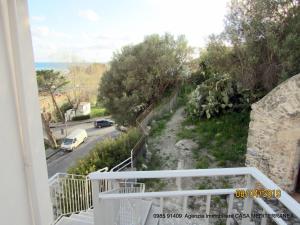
left=246, top=74, right=300, bottom=192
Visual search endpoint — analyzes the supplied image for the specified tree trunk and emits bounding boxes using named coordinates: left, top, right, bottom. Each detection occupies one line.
left=41, top=112, right=57, bottom=149
left=66, top=93, right=73, bottom=107
left=50, top=91, right=64, bottom=121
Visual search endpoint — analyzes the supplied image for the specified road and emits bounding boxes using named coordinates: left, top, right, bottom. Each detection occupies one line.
left=47, top=122, right=120, bottom=178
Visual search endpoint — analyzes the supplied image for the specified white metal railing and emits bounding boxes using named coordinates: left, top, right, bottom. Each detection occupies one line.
left=118, top=181, right=146, bottom=193
left=118, top=199, right=135, bottom=225
left=117, top=182, right=145, bottom=225
left=49, top=173, right=91, bottom=222
left=110, top=157, right=132, bottom=172
left=49, top=168, right=109, bottom=222
left=89, top=167, right=300, bottom=225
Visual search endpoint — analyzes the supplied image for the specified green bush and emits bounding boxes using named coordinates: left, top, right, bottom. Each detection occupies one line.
left=90, top=106, right=108, bottom=118
left=68, top=128, right=141, bottom=175
left=72, top=115, right=91, bottom=121
left=186, top=74, right=255, bottom=119
left=189, top=62, right=211, bottom=86
left=177, top=84, right=195, bottom=106
left=98, top=34, right=191, bottom=125
left=195, top=157, right=209, bottom=169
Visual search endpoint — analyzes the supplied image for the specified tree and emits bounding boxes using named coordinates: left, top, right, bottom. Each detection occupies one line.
left=37, top=70, right=69, bottom=121
left=223, top=0, right=299, bottom=91
left=199, top=35, right=234, bottom=76
left=41, top=112, right=57, bottom=148
left=277, top=3, right=300, bottom=80
left=195, top=0, right=299, bottom=93
left=98, top=34, right=192, bottom=124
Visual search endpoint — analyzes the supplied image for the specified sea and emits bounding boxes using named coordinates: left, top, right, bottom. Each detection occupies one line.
left=35, top=62, right=91, bottom=71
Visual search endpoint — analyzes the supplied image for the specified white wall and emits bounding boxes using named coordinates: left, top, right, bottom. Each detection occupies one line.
left=0, top=0, right=53, bottom=224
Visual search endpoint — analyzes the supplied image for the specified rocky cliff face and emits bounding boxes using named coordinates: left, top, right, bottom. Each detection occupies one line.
left=246, top=74, right=300, bottom=192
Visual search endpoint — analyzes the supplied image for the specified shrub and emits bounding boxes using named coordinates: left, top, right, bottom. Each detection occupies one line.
left=68, top=128, right=141, bottom=175
left=177, top=84, right=195, bottom=106
left=98, top=34, right=192, bottom=124
left=195, top=157, right=209, bottom=169
left=72, top=115, right=91, bottom=121
left=90, top=106, right=108, bottom=118
left=186, top=74, right=255, bottom=119
left=189, top=62, right=211, bottom=86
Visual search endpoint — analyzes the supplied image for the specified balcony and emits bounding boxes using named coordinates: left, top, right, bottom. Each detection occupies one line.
left=51, top=167, right=300, bottom=225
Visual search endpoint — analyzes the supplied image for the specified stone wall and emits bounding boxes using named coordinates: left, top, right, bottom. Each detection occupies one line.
left=246, top=74, right=300, bottom=192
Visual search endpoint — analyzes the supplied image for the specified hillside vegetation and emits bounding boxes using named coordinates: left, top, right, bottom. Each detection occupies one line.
left=199, top=0, right=299, bottom=92
left=98, top=34, right=192, bottom=124
left=68, top=128, right=141, bottom=175
left=65, top=0, right=299, bottom=175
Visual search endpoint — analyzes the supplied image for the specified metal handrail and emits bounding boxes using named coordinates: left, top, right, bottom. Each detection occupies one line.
left=110, top=157, right=132, bottom=172
left=48, top=173, right=87, bottom=185
left=99, top=188, right=238, bottom=199
left=97, top=167, right=109, bottom=172
left=254, top=198, right=287, bottom=225
left=90, top=167, right=252, bottom=180
left=49, top=174, right=92, bottom=221
left=90, top=167, right=300, bottom=222
left=49, top=169, right=109, bottom=222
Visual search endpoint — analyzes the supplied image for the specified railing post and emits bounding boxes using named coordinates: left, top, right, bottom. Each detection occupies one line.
left=85, top=177, right=89, bottom=209
left=205, top=195, right=211, bottom=225
left=92, top=179, right=116, bottom=225
left=226, top=194, right=234, bottom=225
left=91, top=180, right=101, bottom=225
left=183, top=196, right=188, bottom=214
left=176, top=161, right=183, bottom=190
left=261, top=209, right=267, bottom=225
left=130, top=150, right=133, bottom=169
left=176, top=177, right=182, bottom=190
left=241, top=175, right=255, bottom=225
left=160, top=197, right=164, bottom=213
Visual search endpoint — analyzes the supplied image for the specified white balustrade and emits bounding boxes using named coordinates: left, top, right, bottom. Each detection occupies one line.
left=89, top=167, right=300, bottom=225
left=49, top=167, right=108, bottom=222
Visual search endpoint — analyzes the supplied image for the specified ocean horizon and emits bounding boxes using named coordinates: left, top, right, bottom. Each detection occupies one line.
left=35, top=62, right=100, bottom=71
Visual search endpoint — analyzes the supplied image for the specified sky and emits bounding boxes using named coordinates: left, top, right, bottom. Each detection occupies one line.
left=28, top=0, right=230, bottom=63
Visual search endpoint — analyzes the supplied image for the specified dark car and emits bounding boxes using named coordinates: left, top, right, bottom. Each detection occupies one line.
left=94, top=119, right=114, bottom=128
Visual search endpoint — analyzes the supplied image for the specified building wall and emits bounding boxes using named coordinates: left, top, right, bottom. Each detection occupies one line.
left=0, top=0, right=53, bottom=224
left=246, top=74, right=300, bottom=192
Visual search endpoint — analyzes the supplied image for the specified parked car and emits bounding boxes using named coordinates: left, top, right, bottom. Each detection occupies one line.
left=61, top=129, right=87, bottom=151
left=94, top=119, right=114, bottom=128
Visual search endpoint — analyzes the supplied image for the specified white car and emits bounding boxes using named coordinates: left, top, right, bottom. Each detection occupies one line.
left=61, top=129, right=87, bottom=151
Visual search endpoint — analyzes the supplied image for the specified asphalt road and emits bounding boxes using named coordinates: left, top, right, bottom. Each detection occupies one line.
left=47, top=123, right=120, bottom=178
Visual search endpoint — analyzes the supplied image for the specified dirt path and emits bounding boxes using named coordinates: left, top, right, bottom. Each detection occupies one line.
left=147, top=107, right=206, bottom=215
left=148, top=107, right=195, bottom=170
left=147, top=107, right=198, bottom=187
left=146, top=107, right=238, bottom=224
